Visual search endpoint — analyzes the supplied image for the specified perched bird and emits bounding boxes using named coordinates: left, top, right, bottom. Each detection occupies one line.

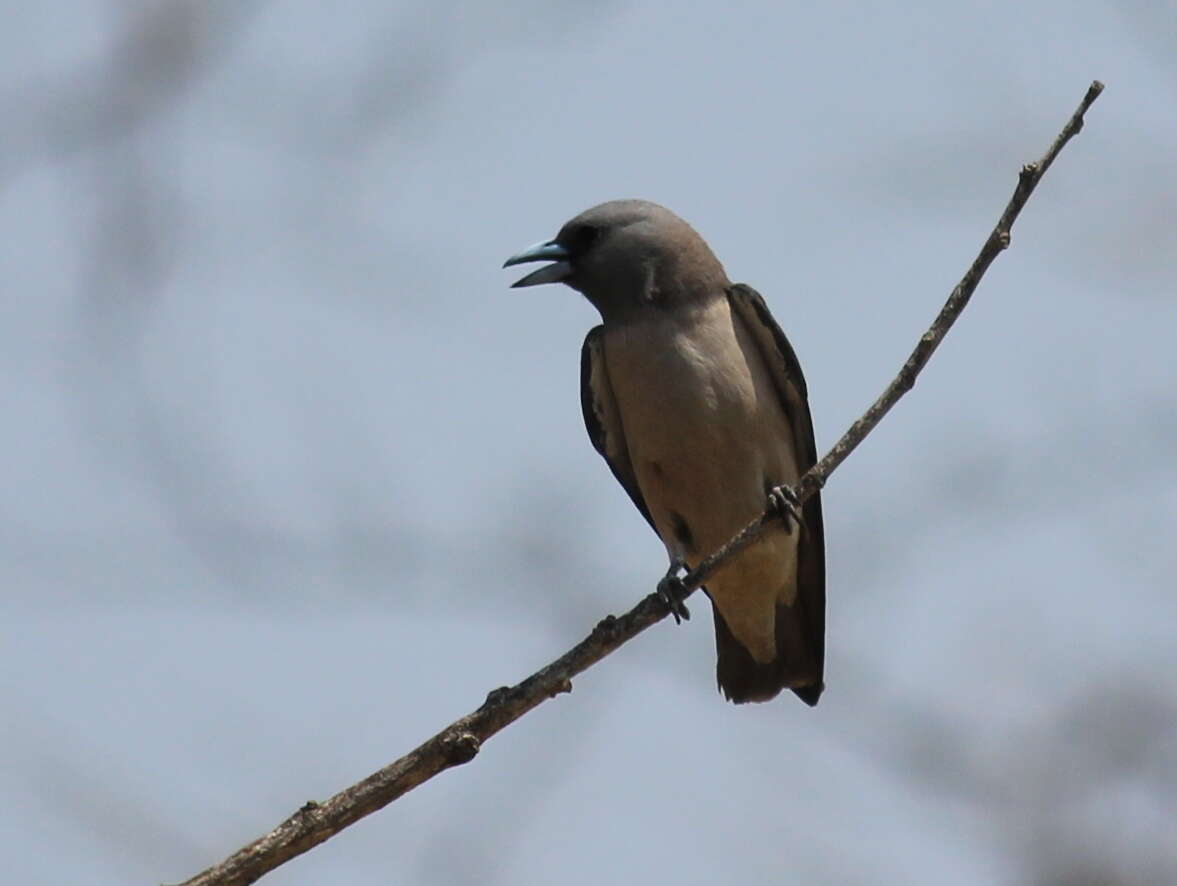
left=504, top=200, right=825, bottom=705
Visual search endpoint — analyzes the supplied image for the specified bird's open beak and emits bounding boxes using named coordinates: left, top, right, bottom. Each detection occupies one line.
left=503, top=240, right=572, bottom=288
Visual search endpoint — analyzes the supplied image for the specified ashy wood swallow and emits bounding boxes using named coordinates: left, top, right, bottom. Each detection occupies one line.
left=505, top=200, right=826, bottom=705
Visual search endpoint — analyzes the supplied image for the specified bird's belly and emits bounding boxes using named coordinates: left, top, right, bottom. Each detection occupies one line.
left=603, top=309, right=798, bottom=561
left=632, top=412, right=770, bottom=560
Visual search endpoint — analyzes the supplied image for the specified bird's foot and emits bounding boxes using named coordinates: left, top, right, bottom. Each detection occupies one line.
left=767, top=485, right=802, bottom=534
left=656, top=561, right=691, bottom=624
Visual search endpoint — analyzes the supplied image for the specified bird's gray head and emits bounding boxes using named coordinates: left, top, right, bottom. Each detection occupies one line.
left=503, top=200, right=729, bottom=320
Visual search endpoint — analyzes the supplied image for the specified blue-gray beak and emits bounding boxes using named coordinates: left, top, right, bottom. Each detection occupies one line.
left=503, top=240, right=572, bottom=288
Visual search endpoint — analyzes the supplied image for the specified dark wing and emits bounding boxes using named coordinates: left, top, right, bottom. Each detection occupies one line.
left=580, top=326, right=655, bottom=531
left=726, top=283, right=827, bottom=704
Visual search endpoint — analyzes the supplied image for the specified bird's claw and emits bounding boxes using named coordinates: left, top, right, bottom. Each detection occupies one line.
left=656, top=574, right=691, bottom=624
left=768, top=485, right=802, bottom=534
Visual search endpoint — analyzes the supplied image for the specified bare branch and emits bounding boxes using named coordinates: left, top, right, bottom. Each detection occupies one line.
left=172, top=80, right=1104, bottom=886
left=682, top=80, right=1105, bottom=594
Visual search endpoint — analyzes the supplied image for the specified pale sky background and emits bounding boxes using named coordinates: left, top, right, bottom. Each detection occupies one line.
left=2, top=2, right=1175, bottom=884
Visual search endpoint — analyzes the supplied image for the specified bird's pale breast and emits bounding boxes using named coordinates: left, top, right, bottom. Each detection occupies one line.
left=602, top=295, right=801, bottom=660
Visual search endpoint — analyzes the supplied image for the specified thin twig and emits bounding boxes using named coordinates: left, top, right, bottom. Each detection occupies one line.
left=683, top=80, right=1105, bottom=594
left=171, top=80, right=1103, bottom=886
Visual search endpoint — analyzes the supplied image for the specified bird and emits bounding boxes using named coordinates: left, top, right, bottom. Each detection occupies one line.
left=503, top=200, right=825, bottom=705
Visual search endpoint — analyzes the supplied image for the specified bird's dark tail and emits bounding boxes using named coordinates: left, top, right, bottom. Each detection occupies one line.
left=712, top=599, right=824, bottom=706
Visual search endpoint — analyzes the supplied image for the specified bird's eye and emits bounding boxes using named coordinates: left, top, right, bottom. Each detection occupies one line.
left=570, top=224, right=601, bottom=250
